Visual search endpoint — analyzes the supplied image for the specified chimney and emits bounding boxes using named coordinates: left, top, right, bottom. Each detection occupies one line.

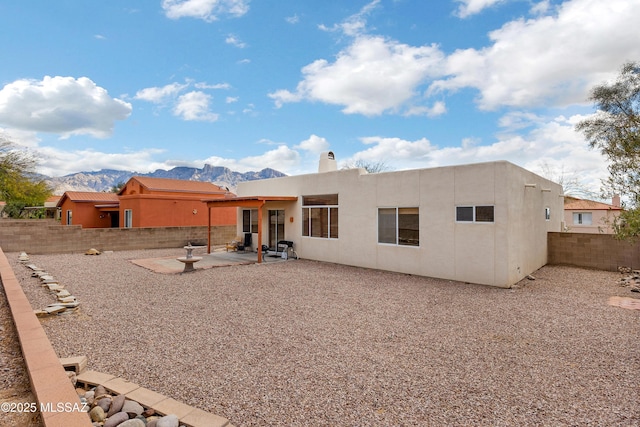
left=612, top=194, right=621, bottom=207
left=318, top=151, right=337, bottom=173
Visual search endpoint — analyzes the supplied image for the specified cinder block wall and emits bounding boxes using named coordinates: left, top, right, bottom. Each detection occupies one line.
left=0, top=219, right=236, bottom=254
left=548, top=232, right=640, bottom=271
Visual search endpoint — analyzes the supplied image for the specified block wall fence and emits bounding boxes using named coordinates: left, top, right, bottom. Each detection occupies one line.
left=0, top=219, right=236, bottom=254
left=2, top=220, right=639, bottom=270
left=548, top=232, right=640, bottom=271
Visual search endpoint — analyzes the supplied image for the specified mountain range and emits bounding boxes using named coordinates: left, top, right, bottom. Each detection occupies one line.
left=45, top=164, right=287, bottom=194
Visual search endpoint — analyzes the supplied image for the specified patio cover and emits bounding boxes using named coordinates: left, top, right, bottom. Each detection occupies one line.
left=203, top=196, right=298, bottom=262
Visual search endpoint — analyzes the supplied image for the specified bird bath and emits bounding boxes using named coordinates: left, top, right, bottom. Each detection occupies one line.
left=177, top=242, right=203, bottom=272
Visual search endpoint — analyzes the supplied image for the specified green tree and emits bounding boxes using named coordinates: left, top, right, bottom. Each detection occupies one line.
left=0, top=139, right=51, bottom=218
left=576, top=61, right=640, bottom=240
left=110, top=181, right=125, bottom=193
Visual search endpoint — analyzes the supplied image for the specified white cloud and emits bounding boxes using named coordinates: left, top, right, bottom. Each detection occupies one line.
left=226, top=96, right=239, bottom=103
left=404, top=101, right=447, bottom=117
left=35, top=147, right=169, bottom=177
left=173, top=91, right=219, bottom=121
left=431, top=0, right=640, bottom=110
left=344, top=136, right=435, bottom=169
left=319, top=0, right=381, bottom=36
left=455, top=0, right=506, bottom=18
left=530, top=0, right=551, bottom=15
left=285, top=14, right=299, bottom=24
left=269, top=35, right=445, bottom=116
left=274, top=0, right=640, bottom=118
left=0, top=76, right=131, bottom=138
left=201, top=145, right=301, bottom=173
left=343, top=115, right=607, bottom=193
left=497, top=111, right=543, bottom=130
left=134, top=82, right=189, bottom=103
left=136, top=81, right=229, bottom=120
left=161, top=0, right=249, bottom=22
left=225, top=34, right=247, bottom=48
left=194, top=82, right=231, bottom=90
left=295, top=134, right=330, bottom=154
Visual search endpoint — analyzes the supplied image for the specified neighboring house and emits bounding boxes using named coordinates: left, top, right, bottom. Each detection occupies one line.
left=43, top=195, right=62, bottom=219
left=57, top=177, right=237, bottom=228
left=117, top=176, right=236, bottom=228
left=563, top=195, right=622, bottom=234
left=57, top=192, right=120, bottom=228
left=204, top=154, right=563, bottom=288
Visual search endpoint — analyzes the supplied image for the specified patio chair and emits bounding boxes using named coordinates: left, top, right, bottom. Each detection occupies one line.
left=226, top=236, right=243, bottom=252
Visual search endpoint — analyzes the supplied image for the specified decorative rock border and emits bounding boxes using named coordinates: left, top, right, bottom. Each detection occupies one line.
left=68, top=364, right=232, bottom=427
left=4, top=250, right=234, bottom=427
left=17, top=252, right=81, bottom=317
left=0, top=247, right=92, bottom=427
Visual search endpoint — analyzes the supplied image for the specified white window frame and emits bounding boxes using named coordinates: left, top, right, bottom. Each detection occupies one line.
left=377, top=207, right=420, bottom=247
left=302, top=194, right=339, bottom=239
left=573, top=212, right=592, bottom=225
left=124, top=209, right=133, bottom=228
left=545, top=207, right=551, bottom=221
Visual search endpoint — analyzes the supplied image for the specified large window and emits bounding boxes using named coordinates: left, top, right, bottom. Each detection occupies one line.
left=302, top=194, right=338, bottom=239
left=456, top=205, right=494, bottom=223
left=242, top=209, right=258, bottom=233
left=378, top=207, right=419, bottom=246
left=573, top=212, right=592, bottom=225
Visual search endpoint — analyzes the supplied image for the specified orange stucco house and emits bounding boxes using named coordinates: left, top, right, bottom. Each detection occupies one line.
left=117, top=176, right=236, bottom=228
left=57, top=192, right=120, bottom=228
left=57, top=176, right=237, bottom=228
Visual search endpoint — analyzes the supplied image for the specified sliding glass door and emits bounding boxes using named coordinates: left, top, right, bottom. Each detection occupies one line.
left=268, top=210, right=285, bottom=248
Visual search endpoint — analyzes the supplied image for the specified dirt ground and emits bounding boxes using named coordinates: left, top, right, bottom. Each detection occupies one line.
left=0, top=286, right=42, bottom=427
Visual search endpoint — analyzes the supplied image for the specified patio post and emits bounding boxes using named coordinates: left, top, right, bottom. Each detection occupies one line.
left=207, top=206, right=211, bottom=254
left=257, top=202, right=263, bottom=263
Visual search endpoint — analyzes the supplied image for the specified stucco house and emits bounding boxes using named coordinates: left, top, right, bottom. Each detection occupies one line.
left=117, top=176, right=236, bottom=228
left=204, top=153, right=564, bottom=288
left=57, top=192, right=120, bottom=228
left=58, top=177, right=237, bottom=228
left=563, top=195, right=622, bottom=234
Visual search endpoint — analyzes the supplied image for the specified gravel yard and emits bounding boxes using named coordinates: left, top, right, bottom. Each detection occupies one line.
left=6, top=249, right=640, bottom=426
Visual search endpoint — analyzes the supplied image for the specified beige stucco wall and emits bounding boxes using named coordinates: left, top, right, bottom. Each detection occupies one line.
left=236, top=161, right=563, bottom=288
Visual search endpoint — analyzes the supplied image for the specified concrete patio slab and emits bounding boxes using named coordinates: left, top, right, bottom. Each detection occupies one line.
left=130, top=249, right=288, bottom=274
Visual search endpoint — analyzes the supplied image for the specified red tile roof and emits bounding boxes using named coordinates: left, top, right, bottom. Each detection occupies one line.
left=57, top=192, right=120, bottom=207
left=564, top=198, right=622, bottom=211
left=127, top=176, right=227, bottom=194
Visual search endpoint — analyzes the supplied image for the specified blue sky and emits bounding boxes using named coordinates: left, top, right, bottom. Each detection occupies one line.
left=1, top=0, right=638, bottom=195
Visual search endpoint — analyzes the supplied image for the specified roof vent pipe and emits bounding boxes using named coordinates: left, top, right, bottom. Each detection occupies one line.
left=318, top=151, right=337, bottom=173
